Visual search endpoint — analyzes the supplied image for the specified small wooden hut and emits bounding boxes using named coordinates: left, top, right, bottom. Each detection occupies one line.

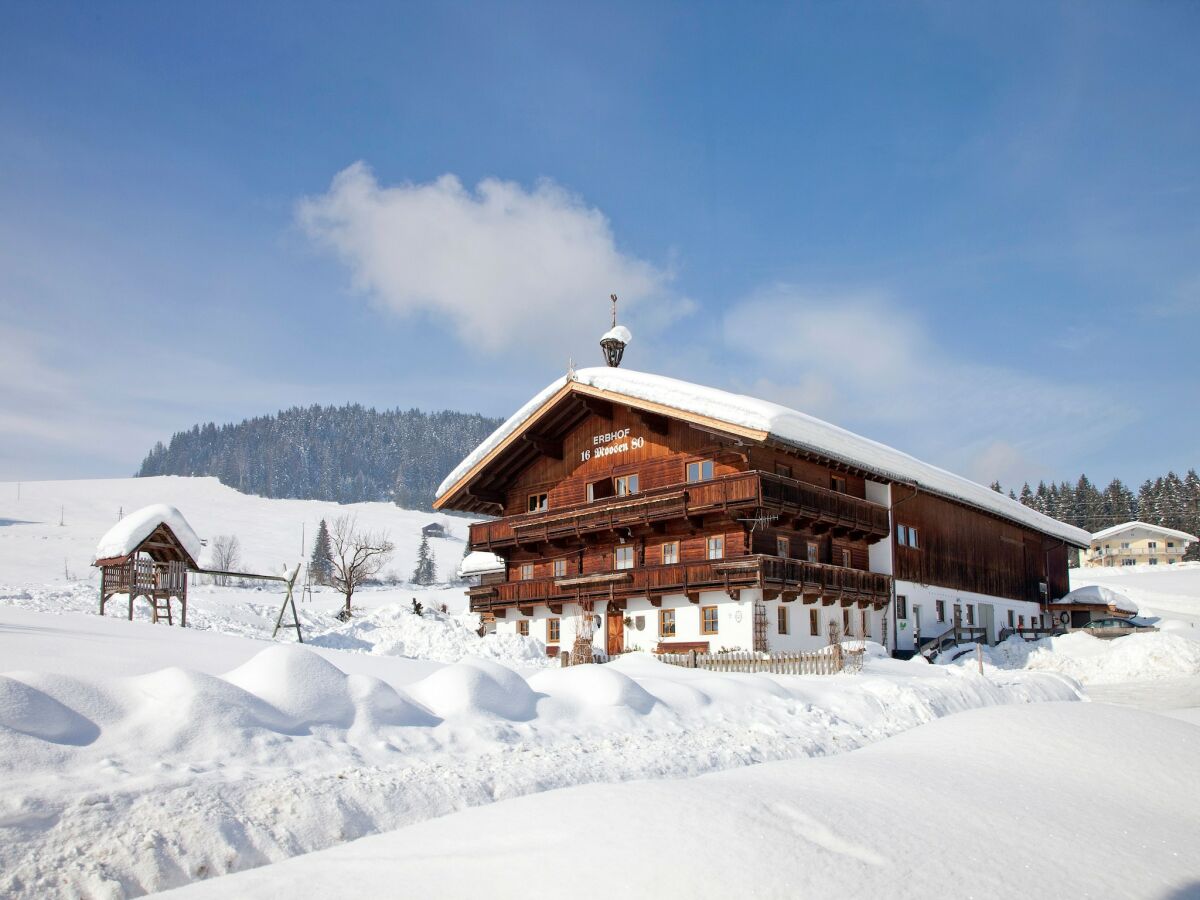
left=93, top=504, right=202, bottom=626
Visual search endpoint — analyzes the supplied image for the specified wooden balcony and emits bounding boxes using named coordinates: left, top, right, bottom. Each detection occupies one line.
left=469, top=470, right=891, bottom=550
left=468, top=554, right=893, bottom=614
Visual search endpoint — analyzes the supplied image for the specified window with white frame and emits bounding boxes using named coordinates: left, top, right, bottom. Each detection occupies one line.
left=706, top=535, right=724, bottom=560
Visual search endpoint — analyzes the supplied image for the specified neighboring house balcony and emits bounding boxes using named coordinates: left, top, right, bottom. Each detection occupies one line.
left=1088, top=546, right=1186, bottom=558
left=467, top=555, right=893, bottom=614
left=468, top=470, right=891, bottom=551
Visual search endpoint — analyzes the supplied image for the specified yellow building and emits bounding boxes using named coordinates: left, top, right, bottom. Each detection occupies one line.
left=1083, top=521, right=1197, bottom=568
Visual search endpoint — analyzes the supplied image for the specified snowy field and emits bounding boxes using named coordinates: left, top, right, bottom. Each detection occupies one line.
left=2, top=477, right=1199, bottom=898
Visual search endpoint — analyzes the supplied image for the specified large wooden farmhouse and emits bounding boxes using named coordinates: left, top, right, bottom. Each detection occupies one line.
left=436, top=360, right=1089, bottom=658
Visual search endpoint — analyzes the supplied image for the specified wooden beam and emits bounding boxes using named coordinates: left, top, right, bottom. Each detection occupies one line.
left=726, top=588, right=741, bottom=601
left=522, top=433, right=563, bottom=460
left=466, top=487, right=506, bottom=507
left=580, top=396, right=614, bottom=420
left=648, top=595, right=662, bottom=607
left=686, top=591, right=701, bottom=605
left=781, top=590, right=798, bottom=603
left=519, top=606, right=534, bottom=617
left=762, top=589, right=780, bottom=602
left=821, top=594, right=836, bottom=606
left=637, top=409, right=670, bottom=435
left=549, top=602, right=563, bottom=615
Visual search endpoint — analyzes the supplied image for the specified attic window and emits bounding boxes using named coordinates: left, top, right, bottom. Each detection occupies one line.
left=687, top=460, right=714, bottom=483
left=527, top=493, right=548, bottom=513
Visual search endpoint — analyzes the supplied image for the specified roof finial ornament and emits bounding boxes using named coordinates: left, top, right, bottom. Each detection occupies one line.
left=567, top=356, right=576, bottom=380
left=600, top=293, right=631, bottom=368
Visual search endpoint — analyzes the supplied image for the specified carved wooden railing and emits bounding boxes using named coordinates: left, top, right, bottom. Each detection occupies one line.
left=469, top=470, right=890, bottom=550
left=468, top=554, right=892, bottom=612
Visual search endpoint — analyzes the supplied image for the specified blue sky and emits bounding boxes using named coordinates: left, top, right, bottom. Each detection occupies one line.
left=1, top=1, right=1197, bottom=490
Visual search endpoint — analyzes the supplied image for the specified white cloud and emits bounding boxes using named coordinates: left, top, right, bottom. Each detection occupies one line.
left=722, top=285, right=1134, bottom=487
left=297, top=164, right=684, bottom=356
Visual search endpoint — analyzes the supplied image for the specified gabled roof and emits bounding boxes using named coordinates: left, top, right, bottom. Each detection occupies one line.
left=434, top=367, right=1091, bottom=547
left=1091, top=521, right=1199, bottom=543
left=93, top=504, right=203, bottom=568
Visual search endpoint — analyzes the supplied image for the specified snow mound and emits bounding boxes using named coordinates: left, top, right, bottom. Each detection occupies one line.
left=0, top=675, right=99, bottom=745
left=458, top=550, right=505, bottom=577
left=94, top=503, right=202, bottom=563
left=977, top=631, right=1200, bottom=684
left=1056, top=584, right=1138, bottom=614
left=405, top=659, right=538, bottom=720
left=309, top=603, right=553, bottom=667
left=224, top=646, right=357, bottom=728
left=529, top=663, right=657, bottom=714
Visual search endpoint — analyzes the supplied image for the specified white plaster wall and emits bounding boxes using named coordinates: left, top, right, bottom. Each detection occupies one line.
left=891, top=580, right=1044, bottom=650
left=621, top=589, right=756, bottom=652
left=865, top=480, right=894, bottom=577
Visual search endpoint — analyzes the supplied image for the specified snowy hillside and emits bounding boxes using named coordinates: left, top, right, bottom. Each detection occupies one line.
left=0, top=476, right=468, bottom=587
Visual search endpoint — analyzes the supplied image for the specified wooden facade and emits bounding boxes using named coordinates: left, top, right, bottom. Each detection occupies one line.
left=437, top=377, right=1081, bottom=654
left=891, top=491, right=1070, bottom=604
left=440, top=391, right=896, bottom=624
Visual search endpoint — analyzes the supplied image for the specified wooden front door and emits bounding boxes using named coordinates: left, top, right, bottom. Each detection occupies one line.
left=607, top=612, right=624, bottom=656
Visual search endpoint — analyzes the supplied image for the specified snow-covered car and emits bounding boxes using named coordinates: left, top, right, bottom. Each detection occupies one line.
left=1081, top=617, right=1158, bottom=639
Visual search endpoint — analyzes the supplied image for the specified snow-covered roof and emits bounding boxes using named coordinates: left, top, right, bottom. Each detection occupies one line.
left=94, top=504, right=203, bottom=564
left=1054, top=584, right=1138, bottom=614
left=1090, top=521, right=1198, bottom=544
left=458, top=550, right=506, bottom=578
left=436, top=367, right=1091, bottom=546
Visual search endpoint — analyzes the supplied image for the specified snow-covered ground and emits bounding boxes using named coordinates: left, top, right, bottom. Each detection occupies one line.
left=1072, top=560, right=1200, bottom=635
left=2, top=477, right=1199, bottom=898
left=157, top=702, right=1200, bottom=900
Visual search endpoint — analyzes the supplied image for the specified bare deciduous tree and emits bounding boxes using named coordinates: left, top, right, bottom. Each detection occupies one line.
left=210, top=535, right=241, bottom=586
left=328, top=515, right=394, bottom=620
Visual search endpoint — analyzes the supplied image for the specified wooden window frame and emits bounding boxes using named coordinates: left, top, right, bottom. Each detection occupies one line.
left=807, top=541, right=820, bottom=563
left=519, top=563, right=535, bottom=581
left=659, top=608, right=676, bottom=637
left=547, top=618, right=560, bottom=644
left=662, top=540, right=680, bottom=565
left=686, top=460, right=714, bottom=483
left=966, top=604, right=975, bottom=626
left=614, top=544, right=635, bottom=571
left=831, top=475, right=847, bottom=494
left=775, top=463, right=793, bottom=479
left=614, top=473, right=639, bottom=497
left=809, top=608, right=820, bottom=636
left=777, top=605, right=789, bottom=635
left=841, top=548, right=851, bottom=568
left=777, top=536, right=790, bottom=558
left=935, top=600, right=946, bottom=623
left=896, top=594, right=908, bottom=620
left=706, top=535, right=724, bottom=560
left=701, top=605, right=718, bottom=635
left=861, top=609, right=869, bottom=637
left=553, top=558, right=567, bottom=578
left=842, top=607, right=851, bottom=634
left=527, top=492, right=548, bottom=513
left=516, top=620, right=529, bottom=637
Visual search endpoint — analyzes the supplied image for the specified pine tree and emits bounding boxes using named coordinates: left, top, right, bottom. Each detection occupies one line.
left=1019, top=482, right=1035, bottom=509
left=989, top=480, right=1002, bottom=493
left=412, top=534, right=437, bottom=585
left=310, top=519, right=333, bottom=585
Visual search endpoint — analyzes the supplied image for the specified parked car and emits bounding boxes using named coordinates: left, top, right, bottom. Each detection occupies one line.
left=1081, top=618, right=1158, bottom=639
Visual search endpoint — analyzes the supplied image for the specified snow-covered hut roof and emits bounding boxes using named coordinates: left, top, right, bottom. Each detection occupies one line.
left=94, top=504, right=203, bottom=566
left=435, top=367, right=1091, bottom=547
left=1054, top=584, right=1138, bottom=614
left=1090, top=521, right=1199, bottom=544
left=458, top=550, right=506, bottom=578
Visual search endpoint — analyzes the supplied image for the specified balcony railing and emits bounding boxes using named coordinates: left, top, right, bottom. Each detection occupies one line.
left=468, top=554, right=893, bottom=612
left=469, top=470, right=891, bottom=550
left=1088, top=546, right=1183, bottom=558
